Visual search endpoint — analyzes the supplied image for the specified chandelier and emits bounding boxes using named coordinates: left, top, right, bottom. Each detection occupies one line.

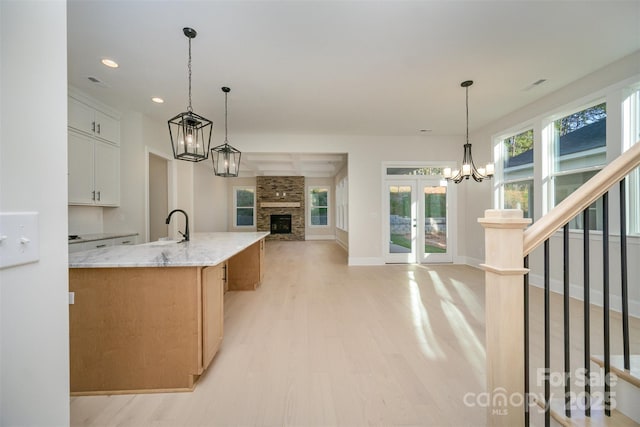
left=444, top=80, right=494, bottom=183
left=167, top=27, right=213, bottom=162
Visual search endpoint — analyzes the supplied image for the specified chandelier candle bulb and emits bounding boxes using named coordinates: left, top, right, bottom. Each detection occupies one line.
left=486, top=163, right=495, bottom=176
left=462, top=164, right=471, bottom=176
left=443, top=167, right=452, bottom=178
left=478, top=167, right=486, bottom=176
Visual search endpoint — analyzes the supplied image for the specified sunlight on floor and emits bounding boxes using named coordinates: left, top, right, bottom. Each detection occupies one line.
left=407, top=271, right=445, bottom=360
left=427, top=269, right=486, bottom=384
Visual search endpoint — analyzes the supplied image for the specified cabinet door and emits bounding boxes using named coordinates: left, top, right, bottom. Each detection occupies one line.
left=259, top=239, right=265, bottom=283
left=68, top=97, right=95, bottom=135
left=94, top=110, right=120, bottom=145
left=68, top=132, right=95, bottom=205
left=202, top=264, right=224, bottom=369
left=94, top=141, right=120, bottom=206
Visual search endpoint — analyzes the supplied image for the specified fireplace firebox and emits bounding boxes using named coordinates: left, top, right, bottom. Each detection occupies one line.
left=270, top=214, right=292, bottom=234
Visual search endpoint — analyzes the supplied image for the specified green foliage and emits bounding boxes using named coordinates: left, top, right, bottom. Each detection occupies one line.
left=503, top=129, right=534, bottom=160
left=311, top=188, right=328, bottom=207
left=555, top=103, right=606, bottom=136
left=236, top=189, right=254, bottom=207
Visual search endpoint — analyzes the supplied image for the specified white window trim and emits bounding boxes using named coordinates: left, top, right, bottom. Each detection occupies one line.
left=336, top=177, right=348, bottom=231
left=495, top=127, right=535, bottom=218
left=308, top=186, right=330, bottom=228
left=233, top=186, right=256, bottom=228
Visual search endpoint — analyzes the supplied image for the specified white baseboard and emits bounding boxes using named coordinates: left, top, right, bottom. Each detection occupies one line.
left=336, top=238, right=348, bottom=251
left=456, top=256, right=484, bottom=269
left=305, top=235, right=336, bottom=241
left=348, top=257, right=384, bottom=266
left=529, top=273, right=640, bottom=318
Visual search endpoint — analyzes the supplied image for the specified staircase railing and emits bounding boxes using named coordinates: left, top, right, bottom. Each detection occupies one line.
left=478, top=141, right=640, bottom=427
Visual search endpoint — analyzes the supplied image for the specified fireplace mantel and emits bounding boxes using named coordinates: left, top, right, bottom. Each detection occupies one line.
left=260, top=202, right=301, bottom=208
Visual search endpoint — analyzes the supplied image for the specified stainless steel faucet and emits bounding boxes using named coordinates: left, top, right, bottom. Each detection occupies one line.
left=165, top=209, right=190, bottom=242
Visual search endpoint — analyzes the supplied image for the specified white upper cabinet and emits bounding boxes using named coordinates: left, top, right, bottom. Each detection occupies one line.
left=67, top=88, right=121, bottom=206
left=68, top=96, right=120, bottom=145
left=68, top=131, right=120, bottom=206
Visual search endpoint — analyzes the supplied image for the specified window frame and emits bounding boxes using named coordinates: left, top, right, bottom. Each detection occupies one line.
left=308, top=186, right=330, bottom=228
left=623, top=86, right=640, bottom=235
left=496, top=127, right=535, bottom=220
left=232, top=186, right=256, bottom=228
left=336, top=177, right=348, bottom=231
left=546, top=100, right=607, bottom=231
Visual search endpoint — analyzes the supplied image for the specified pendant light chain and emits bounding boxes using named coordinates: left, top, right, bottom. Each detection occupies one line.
left=187, top=36, right=193, bottom=113
left=224, top=90, right=229, bottom=142
left=465, top=83, right=469, bottom=144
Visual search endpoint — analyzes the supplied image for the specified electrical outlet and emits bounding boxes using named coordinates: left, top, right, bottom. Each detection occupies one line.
left=0, top=212, right=39, bottom=269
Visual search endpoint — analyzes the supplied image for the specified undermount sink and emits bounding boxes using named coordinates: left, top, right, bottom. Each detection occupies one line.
left=147, top=240, right=180, bottom=246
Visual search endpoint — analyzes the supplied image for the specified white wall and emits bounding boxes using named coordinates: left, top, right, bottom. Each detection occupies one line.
left=0, top=1, right=70, bottom=425
left=193, top=161, right=228, bottom=232
left=469, top=50, right=640, bottom=315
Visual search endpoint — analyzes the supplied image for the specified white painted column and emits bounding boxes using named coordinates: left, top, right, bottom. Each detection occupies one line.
left=478, top=209, right=531, bottom=426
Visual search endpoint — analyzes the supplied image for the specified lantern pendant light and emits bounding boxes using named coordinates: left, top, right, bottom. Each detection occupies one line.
left=168, top=27, right=213, bottom=162
left=211, top=86, right=241, bottom=177
left=443, top=80, right=494, bottom=183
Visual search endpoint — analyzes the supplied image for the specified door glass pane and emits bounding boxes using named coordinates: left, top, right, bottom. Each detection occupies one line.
left=424, top=186, right=446, bottom=253
left=389, top=185, right=412, bottom=253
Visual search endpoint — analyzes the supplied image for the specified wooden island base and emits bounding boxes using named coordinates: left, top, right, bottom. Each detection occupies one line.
left=69, top=238, right=264, bottom=395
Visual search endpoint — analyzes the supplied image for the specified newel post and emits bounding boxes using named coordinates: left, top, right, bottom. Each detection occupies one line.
left=477, top=209, right=531, bottom=426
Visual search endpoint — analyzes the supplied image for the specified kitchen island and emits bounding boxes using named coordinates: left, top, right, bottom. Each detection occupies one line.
left=68, top=232, right=268, bottom=395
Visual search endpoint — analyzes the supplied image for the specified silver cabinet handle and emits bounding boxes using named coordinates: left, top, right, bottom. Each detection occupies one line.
left=97, top=191, right=101, bottom=201
left=92, top=190, right=96, bottom=201
left=121, top=240, right=131, bottom=245
left=92, top=121, right=96, bottom=132
left=97, top=123, right=101, bottom=134
left=96, top=244, right=107, bottom=248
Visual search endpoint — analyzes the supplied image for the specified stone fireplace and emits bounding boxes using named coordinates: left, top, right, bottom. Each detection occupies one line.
left=257, top=176, right=305, bottom=241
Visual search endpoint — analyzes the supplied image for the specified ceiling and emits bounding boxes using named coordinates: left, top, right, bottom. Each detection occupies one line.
left=67, top=1, right=640, bottom=177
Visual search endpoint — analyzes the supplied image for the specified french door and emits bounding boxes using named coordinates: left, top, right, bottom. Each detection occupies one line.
left=384, top=178, right=452, bottom=263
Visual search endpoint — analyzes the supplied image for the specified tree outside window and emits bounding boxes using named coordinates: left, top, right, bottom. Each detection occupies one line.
left=309, top=187, right=329, bottom=226
left=234, top=187, right=255, bottom=227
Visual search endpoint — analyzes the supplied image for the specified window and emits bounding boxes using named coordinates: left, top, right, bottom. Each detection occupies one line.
left=233, top=186, right=255, bottom=227
left=336, top=177, right=348, bottom=231
left=623, top=88, right=640, bottom=234
left=499, top=129, right=534, bottom=219
left=549, top=102, right=607, bottom=230
left=309, top=186, right=329, bottom=226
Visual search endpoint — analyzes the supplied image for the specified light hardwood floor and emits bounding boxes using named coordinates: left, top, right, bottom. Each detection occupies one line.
left=70, top=240, right=639, bottom=427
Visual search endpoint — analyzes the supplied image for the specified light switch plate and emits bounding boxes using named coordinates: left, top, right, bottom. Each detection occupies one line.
left=0, top=212, right=39, bottom=269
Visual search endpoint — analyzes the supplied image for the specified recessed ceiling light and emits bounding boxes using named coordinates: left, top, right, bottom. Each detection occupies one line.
left=101, top=58, right=119, bottom=68
left=151, top=97, right=165, bottom=104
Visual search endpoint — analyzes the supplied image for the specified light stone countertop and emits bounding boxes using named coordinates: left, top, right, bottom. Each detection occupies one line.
left=69, top=232, right=269, bottom=268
